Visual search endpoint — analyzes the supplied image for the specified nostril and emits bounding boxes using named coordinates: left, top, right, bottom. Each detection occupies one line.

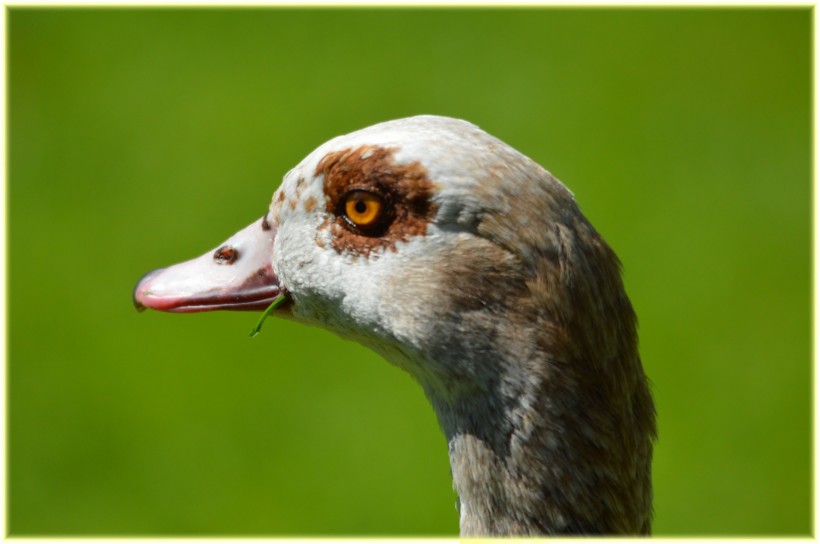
left=214, top=245, right=239, bottom=265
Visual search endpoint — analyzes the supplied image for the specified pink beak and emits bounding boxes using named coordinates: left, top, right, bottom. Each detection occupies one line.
left=134, top=217, right=285, bottom=313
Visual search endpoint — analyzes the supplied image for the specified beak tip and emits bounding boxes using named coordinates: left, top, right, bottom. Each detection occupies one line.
left=133, top=286, right=147, bottom=311
left=134, top=270, right=158, bottom=312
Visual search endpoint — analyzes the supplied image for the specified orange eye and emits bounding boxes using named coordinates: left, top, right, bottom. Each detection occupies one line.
left=343, top=190, right=385, bottom=229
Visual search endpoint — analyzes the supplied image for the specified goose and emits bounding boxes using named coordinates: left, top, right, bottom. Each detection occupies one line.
left=133, top=115, right=656, bottom=536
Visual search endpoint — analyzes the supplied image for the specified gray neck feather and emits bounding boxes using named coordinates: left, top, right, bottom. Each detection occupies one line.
left=402, top=202, right=656, bottom=536
left=420, top=309, right=654, bottom=536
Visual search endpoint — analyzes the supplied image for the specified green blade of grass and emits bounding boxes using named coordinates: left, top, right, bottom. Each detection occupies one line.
left=249, top=294, right=287, bottom=337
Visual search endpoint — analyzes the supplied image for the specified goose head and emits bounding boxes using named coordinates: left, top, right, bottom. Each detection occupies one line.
left=134, top=115, right=656, bottom=536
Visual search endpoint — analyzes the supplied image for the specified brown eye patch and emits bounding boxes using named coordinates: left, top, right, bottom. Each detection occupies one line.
left=315, top=145, right=437, bottom=257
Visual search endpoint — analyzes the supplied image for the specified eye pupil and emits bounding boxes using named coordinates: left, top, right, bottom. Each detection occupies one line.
left=354, top=200, right=368, bottom=214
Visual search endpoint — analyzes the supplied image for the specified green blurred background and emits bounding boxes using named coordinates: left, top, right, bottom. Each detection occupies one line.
left=8, top=7, right=812, bottom=536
